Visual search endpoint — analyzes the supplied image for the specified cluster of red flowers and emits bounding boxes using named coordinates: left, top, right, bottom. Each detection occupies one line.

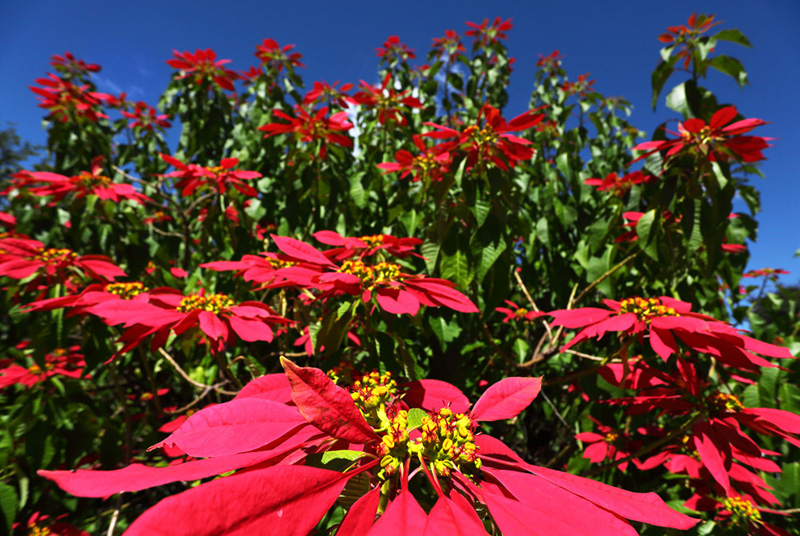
left=548, top=296, right=797, bottom=534
left=254, top=38, right=304, bottom=72
left=633, top=106, right=769, bottom=164
left=160, top=154, right=261, bottom=197
left=0, top=237, right=125, bottom=289
left=166, top=48, right=239, bottom=91
left=204, top=233, right=477, bottom=316
left=121, top=101, right=172, bottom=132
left=258, top=106, right=353, bottom=158
left=30, top=72, right=111, bottom=123
left=0, top=346, right=86, bottom=389
left=40, top=360, right=697, bottom=535
left=352, top=73, right=423, bottom=126
left=11, top=156, right=152, bottom=204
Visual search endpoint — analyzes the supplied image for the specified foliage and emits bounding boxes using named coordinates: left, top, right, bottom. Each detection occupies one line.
left=0, top=13, right=798, bottom=536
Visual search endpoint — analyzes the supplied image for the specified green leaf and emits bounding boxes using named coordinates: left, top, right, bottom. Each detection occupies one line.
left=665, top=81, right=701, bottom=119
left=477, top=239, right=506, bottom=283
left=398, top=208, right=419, bottom=236
left=779, top=383, right=800, bottom=414
left=513, top=338, right=530, bottom=364
left=348, top=172, right=367, bottom=209
left=453, top=158, right=467, bottom=187
left=471, top=198, right=491, bottom=228
left=651, top=56, right=678, bottom=109
left=687, top=199, right=704, bottom=253
left=709, top=55, right=749, bottom=88
left=440, top=249, right=473, bottom=288
left=757, top=367, right=780, bottom=408
left=713, top=29, right=752, bottom=48
left=421, top=240, right=440, bottom=274
left=306, top=450, right=366, bottom=473
left=0, top=482, right=17, bottom=532
left=407, top=408, right=429, bottom=431
left=635, top=209, right=658, bottom=260
left=428, top=314, right=463, bottom=348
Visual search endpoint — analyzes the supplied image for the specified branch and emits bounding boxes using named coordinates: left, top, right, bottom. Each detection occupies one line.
left=573, top=251, right=640, bottom=306
left=157, top=347, right=238, bottom=396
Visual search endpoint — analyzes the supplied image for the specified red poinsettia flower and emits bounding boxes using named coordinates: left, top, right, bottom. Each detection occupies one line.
left=658, top=13, right=720, bottom=70
left=465, top=17, right=513, bottom=46
left=585, top=170, right=652, bottom=196
left=633, top=106, right=769, bottom=164
left=548, top=296, right=794, bottom=370
left=201, top=250, right=325, bottom=289
left=744, top=268, right=790, bottom=283
left=258, top=105, right=353, bottom=158
left=688, top=494, right=790, bottom=536
left=267, top=235, right=478, bottom=315
left=376, top=35, right=416, bottom=62
left=166, top=49, right=239, bottom=91
left=89, top=287, right=291, bottom=355
left=424, top=103, right=545, bottom=171
left=11, top=511, right=90, bottom=536
left=50, top=51, right=101, bottom=75
left=22, top=281, right=151, bottom=317
left=312, top=230, right=423, bottom=261
left=561, top=72, right=596, bottom=97
left=615, top=211, right=681, bottom=243
left=0, top=237, right=125, bottom=286
left=254, top=38, right=305, bottom=71
left=41, top=360, right=696, bottom=535
left=537, top=49, right=564, bottom=72
left=13, top=156, right=152, bottom=204
left=302, top=80, right=354, bottom=108
left=160, top=153, right=261, bottom=197
left=352, top=73, right=423, bottom=126
left=377, top=134, right=452, bottom=182
left=600, top=356, right=800, bottom=499
left=496, top=299, right=545, bottom=323
left=431, top=29, right=465, bottom=61
left=0, top=346, right=86, bottom=389
left=30, top=72, right=111, bottom=123
left=121, top=101, right=172, bottom=131
left=575, top=417, right=642, bottom=472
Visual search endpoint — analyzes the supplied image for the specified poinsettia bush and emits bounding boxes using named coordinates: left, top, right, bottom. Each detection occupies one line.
left=1, top=12, right=798, bottom=535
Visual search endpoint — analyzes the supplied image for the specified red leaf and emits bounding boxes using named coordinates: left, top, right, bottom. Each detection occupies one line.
left=37, top=445, right=302, bottom=498
left=280, top=358, right=378, bottom=444
left=125, top=465, right=348, bottom=536
left=366, top=491, right=428, bottom=535
left=483, top=467, right=638, bottom=535
left=313, top=230, right=347, bottom=245
left=234, top=374, right=293, bottom=404
left=376, top=289, right=420, bottom=315
left=198, top=311, right=229, bottom=341
left=271, top=234, right=335, bottom=266
left=470, top=377, right=542, bottom=422
left=337, top=487, right=380, bottom=536
left=228, top=315, right=274, bottom=342
left=150, top=398, right=306, bottom=457
left=424, top=494, right=487, bottom=536
left=693, top=423, right=731, bottom=493
left=525, top=463, right=698, bottom=529
left=401, top=380, right=470, bottom=414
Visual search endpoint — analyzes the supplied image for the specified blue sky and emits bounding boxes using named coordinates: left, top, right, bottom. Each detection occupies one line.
left=1, top=1, right=798, bottom=285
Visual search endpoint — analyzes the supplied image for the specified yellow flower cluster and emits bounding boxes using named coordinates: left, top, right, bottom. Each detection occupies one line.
left=267, top=257, right=298, bottom=269
left=176, top=293, right=234, bottom=314
left=106, top=282, right=149, bottom=299
left=723, top=496, right=762, bottom=525
left=359, top=234, right=385, bottom=248
left=36, top=248, right=77, bottom=262
left=339, top=260, right=402, bottom=286
left=706, top=391, right=744, bottom=413
left=467, top=124, right=499, bottom=146
left=618, top=297, right=679, bottom=322
left=78, top=171, right=112, bottom=187
left=408, top=407, right=481, bottom=478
